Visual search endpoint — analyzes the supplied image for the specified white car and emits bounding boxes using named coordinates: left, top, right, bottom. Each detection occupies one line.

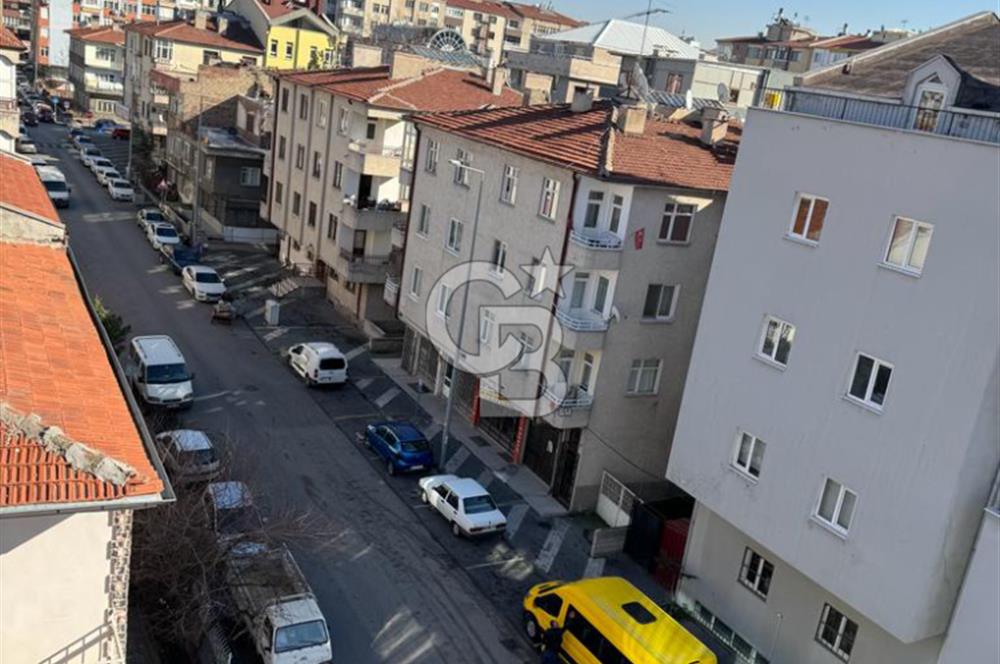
left=137, top=207, right=167, bottom=232
left=154, top=429, right=221, bottom=484
left=107, top=178, right=135, bottom=202
left=80, top=146, right=103, bottom=166
left=182, top=265, right=227, bottom=302
left=147, top=222, right=180, bottom=250
left=15, top=137, right=37, bottom=154
left=88, top=156, right=114, bottom=174
left=72, top=134, right=93, bottom=150
left=418, top=475, right=507, bottom=537
left=287, top=342, right=348, bottom=386
left=203, top=481, right=264, bottom=544
left=95, top=166, right=121, bottom=186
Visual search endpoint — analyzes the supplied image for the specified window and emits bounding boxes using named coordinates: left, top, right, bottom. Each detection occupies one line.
left=848, top=353, right=892, bottom=409
left=327, top=214, right=338, bottom=240
left=312, top=151, right=322, bottom=178
left=446, top=218, right=463, bottom=253
left=278, top=135, right=287, bottom=160
left=479, top=309, right=494, bottom=345
left=627, top=359, right=661, bottom=395
left=816, top=478, right=858, bottom=534
left=592, top=276, right=609, bottom=314
left=338, top=107, right=350, bottom=134
left=417, top=204, right=430, bottom=236
left=583, top=191, right=604, bottom=228
left=154, top=39, right=172, bottom=61
left=539, top=178, right=560, bottom=220
left=789, top=194, right=828, bottom=243
left=366, top=121, right=376, bottom=140
left=665, top=72, right=684, bottom=94
left=274, top=181, right=283, bottom=204
left=884, top=217, right=932, bottom=274
left=292, top=192, right=302, bottom=216
left=436, top=284, right=451, bottom=317
left=295, top=145, right=305, bottom=170
left=425, top=139, right=439, bottom=173
left=299, top=94, right=309, bottom=121
left=281, top=88, right=289, bottom=113
left=816, top=604, right=858, bottom=661
left=733, top=432, right=766, bottom=479
left=500, top=165, right=518, bottom=204
left=269, top=39, right=278, bottom=57
left=515, top=332, right=536, bottom=369
left=317, top=101, right=327, bottom=128
left=239, top=167, right=261, bottom=186
left=453, top=148, right=471, bottom=185
left=642, top=284, right=677, bottom=321
left=565, top=606, right=629, bottom=664
left=533, top=593, right=563, bottom=617
left=739, top=548, right=774, bottom=598
left=525, top=257, right=545, bottom=299
left=284, top=41, right=293, bottom=59
left=659, top=202, right=695, bottom=243
left=570, top=273, right=588, bottom=308
left=410, top=266, right=423, bottom=298
left=490, top=240, right=507, bottom=274
left=758, top=316, right=794, bottom=366
left=609, top=194, right=624, bottom=234
left=306, top=201, right=317, bottom=227
left=332, top=161, right=343, bottom=189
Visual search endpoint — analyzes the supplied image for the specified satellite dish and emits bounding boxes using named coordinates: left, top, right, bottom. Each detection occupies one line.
left=427, top=29, right=467, bottom=53
left=717, top=82, right=730, bottom=102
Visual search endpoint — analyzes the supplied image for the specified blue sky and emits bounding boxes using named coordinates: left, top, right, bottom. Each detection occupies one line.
left=548, top=1, right=993, bottom=47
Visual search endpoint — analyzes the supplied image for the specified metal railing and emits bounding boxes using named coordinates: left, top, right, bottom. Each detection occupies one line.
left=347, top=141, right=404, bottom=158
left=570, top=229, right=623, bottom=250
left=758, top=87, right=1000, bottom=144
left=543, top=384, right=594, bottom=409
left=384, top=274, right=399, bottom=295
left=555, top=308, right=609, bottom=332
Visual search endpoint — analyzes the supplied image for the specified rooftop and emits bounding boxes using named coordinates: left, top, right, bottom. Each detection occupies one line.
left=415, top=100, right=739, bottom=191
left=541, top=18, right=700, bottom=59
left=276, top=66, right=523, bottom=111
left=0, top=153, right=60, bottom=226
left=0, top=243, right=164, bottom=508
left=124, top=18, right=263, bottom=53
left=0, top=25, right=24, bottom=51
left=506, top=2, right=581, bottom=27
left=65, top=25, right=126, bottom=46
left=445, top=0, right=518, bottom=20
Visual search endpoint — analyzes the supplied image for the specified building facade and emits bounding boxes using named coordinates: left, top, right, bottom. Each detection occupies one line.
left=396, top=98, right=739, bottom=511
left=67, top=24, right=124, bottom=116
left=666, top=12, right=1000, bottom=663
left=225, top=0, right=342, bottom=70
left=331, top=0, right=444, bottom=37
left=0, top=25, right=24, bottom=151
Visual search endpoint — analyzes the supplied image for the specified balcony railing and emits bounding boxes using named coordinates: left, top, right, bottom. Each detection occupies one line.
left=384, top=273, right=399, bottom=296
left=543, top=385, right=594, bottom=410
left=347, top=141, right=403, bottom=158
left=555, top=308, right=609, bottom=332
left=570, top=229, right=623, bottom=250
left=758, top=87, right=1000, bottom=144
left=338, top=248, right=390, bottom=277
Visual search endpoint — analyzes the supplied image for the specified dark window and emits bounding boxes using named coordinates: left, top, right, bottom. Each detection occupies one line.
left=565, top=605, right=631, bottom=664
left=299, top=93, right=309, bottom=120
left=319, top=357, right=345, bottom=370
left=308, top=201, right=317, bottom=227
left=366, top=121, right=376, bottom=140
left=280, top=88, right=289, bottom=113
left=278, top=135, right=286, bottom=160
left=446, top=492, right=459, bottom=509
left=534, top=593, right=564, bottom=617
left=620, top=602, right=656, bottom=625
left=275, top=181, right=283, bottom=204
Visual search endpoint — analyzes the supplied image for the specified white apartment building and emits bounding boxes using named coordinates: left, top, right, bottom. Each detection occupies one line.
left=0, top=26, right=23, bottom=152
left=265, top=52, right=520, bottom=323
left=330, top=0, right=444, bottom=37
left=67, top=25, right=125, bottom=117
left=666, top=12, right=1000, bottom=663
left=397, top=95, right=739, bottom=510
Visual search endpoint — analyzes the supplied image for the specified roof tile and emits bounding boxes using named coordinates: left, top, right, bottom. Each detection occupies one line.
left=0, top=153, right=60, bottom=225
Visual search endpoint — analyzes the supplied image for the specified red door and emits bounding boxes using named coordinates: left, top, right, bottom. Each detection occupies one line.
left=654, top=518, right=690, bottom=593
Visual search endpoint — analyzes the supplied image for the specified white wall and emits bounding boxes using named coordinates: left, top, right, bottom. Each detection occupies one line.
left=0, top=511, right=115, bottom=663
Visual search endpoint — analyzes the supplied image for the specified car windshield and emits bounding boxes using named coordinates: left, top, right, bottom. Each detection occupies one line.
left=95, top=160, right=112, bottom=168
left=399, top=436, right=428, bottom=453
left=145, top=211, right=165, bottom=222
left=113, top=181, right=132, bottom=190
left=179, top=448, right=217, bottom=467
left=195, top=271, right=220, bottom=283
left=463, top=494, right=498, bottom=514
left=145, top=362, right=190, bottom=384
left=156, top=226, right=178, bottom=238
left=217, top=505, right=263, bottom=536
left=274, top=620, right=329, bottom=653
left=43, top=180, right=67, bottom=192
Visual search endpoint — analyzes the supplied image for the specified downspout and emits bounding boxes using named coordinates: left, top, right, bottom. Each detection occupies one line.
left=394, top=122, right=421, bottom=318
left=266, top=75, right=280, bottom=258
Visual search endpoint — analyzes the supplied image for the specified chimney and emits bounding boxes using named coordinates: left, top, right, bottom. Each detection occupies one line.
left=521, top=88, right=548, bottom=106
left=700, top=106, right=730, bottom=146
left=489, top=66, right=507, bottom=97
left=352, top=43, right=384, bottom=68
left=194, top=10, right=208, bottom=30
left=570, top=88, right=592, bottom=113
left=615, top=102, right=647, bottom=136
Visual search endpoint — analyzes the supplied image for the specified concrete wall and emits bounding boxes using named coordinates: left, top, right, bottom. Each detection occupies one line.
left=0, top=511, right=117, bottom=664
left=648, top=59, right=763, bottom=108
left=666, top=107, right=1000, bottom=644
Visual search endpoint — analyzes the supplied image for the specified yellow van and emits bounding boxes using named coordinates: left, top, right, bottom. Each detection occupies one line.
left=522, top=577, right=717, bottom=664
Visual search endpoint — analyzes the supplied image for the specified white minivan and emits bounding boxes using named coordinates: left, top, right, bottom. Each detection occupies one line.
left=287, top=342, right=348, bottom=386
left=36, top=166, right=70, bottom=208
left=126, top=335, right=194, bottom=408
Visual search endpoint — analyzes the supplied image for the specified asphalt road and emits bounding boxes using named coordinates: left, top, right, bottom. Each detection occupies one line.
left=29, top=122, right=532, bottom=664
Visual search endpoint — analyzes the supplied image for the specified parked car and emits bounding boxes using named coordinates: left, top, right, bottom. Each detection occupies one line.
left=137, top=207, right=166, bottom=231
left=72, top=134, right=93, bottom=150
left=69, top=127, right=85, bottom=139
left=182, top=265, right=227, bottom=302
left=147, top=222, right=180, bottom=250
left=365, top=421, right=434, bottom=476
left=124, top=334, right=194, bottom=409
left=15, top=137, right=37, bottom=154
left=79, top=146, right=102, bottom=166
left=28, top=155, right=48, bottom=167
left=95, top=166, right=121, bottom=187
left=107, top=178, right=135, bottom=202
left=36, top=166, right=70, bottom=208
left=88, top=156, right=114, bottom=174
left=94, top=118, right=117, bottom=131
left=203, top=481, right=264, bottom=544
left=287, top=342, right=348, bottom=386
left=418, top=475, right=507, bottom=537
left=20, top=111, right=37, bottom=126
left=37, top=107, right=53, bottom=123
left=154, top=430, right=221, bottom=484
left=161, top=243, right=204, bottom=276
left=111, top=126, right=130, bottom=140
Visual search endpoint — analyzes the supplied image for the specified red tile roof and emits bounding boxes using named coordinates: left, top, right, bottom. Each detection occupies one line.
left=0, top=243, right=164, bottom=508
left=124, top=19, right=262, bottom=53
left=0, top=153, right=60, bottom=226
left=278, top=66, right=523, bottom=111
left=506, top=2, right=581, bottom=27
left=256, top=0, right=297, bottom=19
left=415, top=101, right=740, bottom=191
left=446, top=0, right=518, bottom=20
left=0, top=25, right=25, bottom=50
left=65, top=25, right=126, bottom=46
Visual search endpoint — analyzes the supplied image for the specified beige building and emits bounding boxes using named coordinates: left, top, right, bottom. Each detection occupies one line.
left=67, top=24, right=126, bottom=117
left=396, top=96, right=740, bottom=510
left=442, top=0, right=580, bottom=65
left=332, top=0, right=444, bottom=37
left=0, top=152, right=170, bottom=664
left=264, top=52, right=520, bottom=324
left=0, top=25, right=23, bottom=152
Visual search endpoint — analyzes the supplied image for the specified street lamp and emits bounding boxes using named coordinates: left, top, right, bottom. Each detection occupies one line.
left=439, top=158, right=485, bottom=467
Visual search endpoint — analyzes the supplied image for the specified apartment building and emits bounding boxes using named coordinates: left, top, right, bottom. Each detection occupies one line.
left=123, top=13, right=262, bottom=155
left=2, top=0, right=31, bottom=45
left=67, top=24, right=124, bottom=117
left=265, top=52, right=520, bottom=323
left=0, top=25, right=23, bottom=151
left=666, top=11, right=1000, bottom=663
left=332, top=0, right=444, bottom=37
left=0, top=152, right=170, bottom=664
left=442, top=0, right=579, bottom=65
left=225, top=0, right=342, bottom=70
left=396, top=96, right=739, bottom=510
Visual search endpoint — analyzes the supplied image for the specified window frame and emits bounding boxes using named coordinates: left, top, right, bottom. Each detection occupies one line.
left=500, top=164, right=518, bottom=205
left=658, top=201, right=695, bottom=244
left=757, top=316, right=795, bottom=368
left=490, top=239, right=507, bottom=276
left=409, top=265, right=423, bottom=299
left=642, top=284, right=678, bottom=322
left=239, top=166, right=261, bottom=187
left=815, top=603, right=858, bottom=661
left=435, top=284, right=451, bottom=318
left=332, top=161, right=343, bottom=189
left=539, top=177, right=560, bottom=220
left=732, top=431, right=766, bottom=480
left=445, top=218, right=463, bottom=254
left=626, top=358, right=662, bottom=395
left=815, top=478, right=858, bottom=536
left=882, top=216, right=933, bottom=275
left=738, top=547, right=774, bottom=599
left=416, top=204, right=431, bottom=237
left=453, top=148, right=471, bottom=186
left=425, top=139, right=439, bottom=173
left=846, top=353, right=893, bottom=411
left=787, top=193, right=829, bottom=245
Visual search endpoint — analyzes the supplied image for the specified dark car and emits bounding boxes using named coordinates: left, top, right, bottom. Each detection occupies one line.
left=20, top=111, right=37, bottom=126
left=111, top=126, right=130, bottom=140
left=160, top=242, right=203, bottom=275
left=365, top=421, right=434, bottom=475
left=38, top=108, right=53, bottom=123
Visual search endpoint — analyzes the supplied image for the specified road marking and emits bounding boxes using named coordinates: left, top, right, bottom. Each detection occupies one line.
left=583, top=557, right=606, bottom=578
left=332, top=413, right=376, bottom=422
left=534, top=519, right=570, bottom=574
left=192, top=390, right=231, bottom=402
left=476, top=468, right=494, bottom=489
left=465, top=555, right=525, bottom=571
left=344, top=345, right=367, bottom=361
left=410, top=504, right=431, bottom=510
left=373, top=387, right=401, bottom=409
left=503, top=504, right=528, bottom=541
left=444, top=446, right=470, bottom=473
left=355, top=377, right=374, bottom=390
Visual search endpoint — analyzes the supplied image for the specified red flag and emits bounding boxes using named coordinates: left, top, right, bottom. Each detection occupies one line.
left=634, top=228, right=645, bottom=250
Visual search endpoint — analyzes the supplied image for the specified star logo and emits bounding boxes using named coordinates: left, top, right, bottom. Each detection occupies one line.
left=519, top=247, right=573, bottom=298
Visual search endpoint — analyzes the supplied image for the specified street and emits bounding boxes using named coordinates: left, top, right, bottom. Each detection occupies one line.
left=26, top=122, right=535, bottom=663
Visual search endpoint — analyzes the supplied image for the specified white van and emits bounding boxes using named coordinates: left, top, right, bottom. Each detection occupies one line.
left=126, top=335, right=194, bottom=408
left=36, top=166, right=70, bottom=208
left=287, top=342, right=348, bottom=386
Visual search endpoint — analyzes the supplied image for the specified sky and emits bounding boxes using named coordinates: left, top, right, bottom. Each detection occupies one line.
left=548, top=0, right=994, bottom=47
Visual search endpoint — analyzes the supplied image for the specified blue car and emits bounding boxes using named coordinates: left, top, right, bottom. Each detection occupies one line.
left=365, top=421, right=434, bottom=475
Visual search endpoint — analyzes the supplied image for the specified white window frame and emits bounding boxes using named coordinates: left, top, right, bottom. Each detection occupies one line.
left=659, top=201, right=695, bottom=243
left=490, top=239, right=507, bottom=276
left=479, top=308, right=495, bottom=345
left=425, top=139, right=439, bottom=173
left=846, top=353, right=892, bottom=411
left=409, top=265, right=423, bottom=299
left=500, top=164, right=518, bottom=204
left=626, top=359, right=661, bottom=395
left=453, top=148, right=471, bottom=186
left=416, top=204, right=430, bottom=236
left=239, top=167, right=261, bottom=186
left=338, top=107, right=350, bottom=135
left=284, top=41, right=294, bottom=59
left=788, top=193, right=829, bottom=244
left=583, top=190, right=604, bottom=228
left=732, top=431, right=766, bottom=480
left=332, top=161, right=343, bottom=189
left=883, top=216, right=932, bottom=275
left=816, top=603, right=858, bottom=661
left=435, top=284, right=451, bottom=318
left=317, top=100, right=327, bottom=128
left=539, top=177, right=560, bottom=220
left=815, top=478, right=858, bottom=535
left=154, top=39, right=172, bottom=62
left=757, top=316, right=795, bottom=367
left=738, top=547, right=774, bottom=598
left=642, top=284, right=678, bottom=321
left=446, top=218, right=463, bottom=254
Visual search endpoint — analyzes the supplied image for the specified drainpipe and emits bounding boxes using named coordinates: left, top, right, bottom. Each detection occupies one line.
left=394, top=122, right=420, bottom=318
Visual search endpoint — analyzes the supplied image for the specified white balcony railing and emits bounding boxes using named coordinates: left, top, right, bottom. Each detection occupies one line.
left=347, top=141, right=404, bottom=158
left=555, top=308, right=609, bottom=332
left=543, top=385, right=594, bottom=409
left=570, top=229, right=623, bottom=250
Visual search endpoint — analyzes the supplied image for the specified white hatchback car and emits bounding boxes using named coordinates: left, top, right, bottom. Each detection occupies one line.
left=147, top=222, right=180, bottom=250
left=182, top=265, right=227, bottom=302
left=154, top=429, right=221, bottom=484
left=418, top=475, right=507, bottom=537
left=95, top=165, right=120, bottom=186
left=287, top=342, right=348, bottom=386
left=107, top=178, right=135, bottom=202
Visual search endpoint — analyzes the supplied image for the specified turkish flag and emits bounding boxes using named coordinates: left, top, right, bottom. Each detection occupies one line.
left=634, top=228, right=645, bottom=250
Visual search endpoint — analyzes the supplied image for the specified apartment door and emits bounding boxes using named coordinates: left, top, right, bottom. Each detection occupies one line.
left=569, top=273, right=589, bottom=310
left=352, top=229, right=367, bottom=258
left=551, top=432, right=581, bottom=506
left=359, top=174, right=373, bottom=206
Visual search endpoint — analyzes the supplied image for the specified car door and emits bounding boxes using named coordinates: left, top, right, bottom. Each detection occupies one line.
left=369, top=425, right=389, bottom=459
left=288, top=345, right=306, bottom=375
left=181, top=267, right=193, bottom=291
left=383, top=429, right=400, bottom=462
left=443, top=488, right=461, bottom=525
left=430, top=483, right=449, bottom=512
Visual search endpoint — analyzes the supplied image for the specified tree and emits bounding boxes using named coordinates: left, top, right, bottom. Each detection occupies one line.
left=93, top=297, right=131, bottom=353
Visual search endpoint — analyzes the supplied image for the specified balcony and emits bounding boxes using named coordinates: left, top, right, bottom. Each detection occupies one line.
left=566, top=229, right=623, bottom=270
left=555, top=308, right=608, bottom=351
left=383, top=273, right=399, bottom=306
left=348, top=141, right=403, bottom=177
left=539, top=384, right=593, bottom=429
left=85, top=80, right=124, bottom=95
left=391, top=220, right=407, bottom=248
left=344, top=201, right=405, bottom=232
left=339, top=0, right=364, bottom=15
left=336, top=248, right=390, bottom=283
left=0, top=98, right=18, bottom=137
left=758, top=87, right=1000, bottom=145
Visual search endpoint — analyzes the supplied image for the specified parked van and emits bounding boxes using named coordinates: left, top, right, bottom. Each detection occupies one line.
left=125, top=335, right=194, bottom=408
left=522, top=577, right=717, bottom=664
left=287, top=342, right=348, bottom=386
left=36, top=166, right=70, bottom=207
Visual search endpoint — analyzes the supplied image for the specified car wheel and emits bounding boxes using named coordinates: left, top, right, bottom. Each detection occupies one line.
left=420, top=490, right=428, bottom=504
left=387, top=460, right=396, bottom=476
left=451, top=521, right=461, bottom=538
left=523, top=612, right=541, bottom=644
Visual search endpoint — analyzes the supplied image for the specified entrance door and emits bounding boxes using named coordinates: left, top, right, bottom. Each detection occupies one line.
left=913, top=82, right=945, bottom=132
left=551, top=433, right=580, bottom=506
left=441, top=361, right=454, bottom=398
